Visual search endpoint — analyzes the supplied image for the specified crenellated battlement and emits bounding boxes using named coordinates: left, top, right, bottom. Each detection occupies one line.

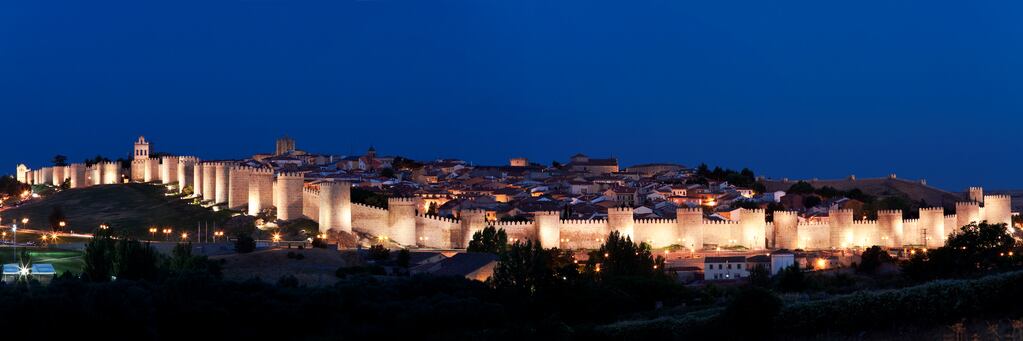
left=677, top=207, right=703, bottom=214
left=984, top=194, right=1011, bottom=201
left=878, top=209, right=903, bottom=216
left=741, top=208, right=766, bottom=214
left=956, top=201, right=980, bottom=208
left=828, top=208, right=854, bottom=215
left=303, top=187, right=319, bottom=195
left=561, top=218, right=607, bottom=225
left=705, top=220, right=739, bottom=225
left=796, top=221, right=829, bottom=226
left=609, top=207, right=634, bottom=213
left=944, top=214, right=956, bottom=219
left=635, top=218, right=677, bottom=224
left=493, top=220, right=532, bottom=226
left=250, top=167, right=274, bottom=175
left=352, top=201, right=388, bottom=212
left=533, top=210, right=560, bottom=217
left=919, top=207, right=944, bottom=213
left=852, top=220, right=877, bottom=225
left=904, top=218, right=919, bottom=223
left=276, top=172, right=306, bottom=179
left=418, top=215, right=460, bottom=224
left=388, top=197, right=417, bottom=205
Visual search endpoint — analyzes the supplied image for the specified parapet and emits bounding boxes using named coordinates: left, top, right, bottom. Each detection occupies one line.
left=828, top=208, right=854, bottom=215
left=984, top=194, right=1011, bottom=201
left=608, top=207, right=634, bottom=213
left=533, top=210, right=560, bottom=217
left=635, top=218, right=676, bottom=224
left=877, top=209, right=903, bottom=216
left=956, top=201, right=980, bottom=209
left=677, top=207, right=703, bottom=214
left=919, top=207, right=944, bottom=213
left=387, top=197, right=417, bottom=205
left=276, top=172, right=306, bottom=179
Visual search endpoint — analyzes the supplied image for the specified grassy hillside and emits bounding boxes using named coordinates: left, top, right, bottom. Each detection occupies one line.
left=763, top=177, right=964, bottom=207
left=3, top=183, right=233, bottom=237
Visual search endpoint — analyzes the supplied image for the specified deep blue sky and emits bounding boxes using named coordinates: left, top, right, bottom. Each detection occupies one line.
left=2, top=0, right=1021, bottom=190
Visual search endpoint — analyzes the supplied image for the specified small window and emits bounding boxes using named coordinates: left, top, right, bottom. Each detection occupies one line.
left=737, top=264, right=743, bottom=269
left=727, top=264, right=731, bottom=269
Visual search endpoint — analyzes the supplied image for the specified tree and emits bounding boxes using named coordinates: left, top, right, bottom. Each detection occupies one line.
left=166, top=242, right=222, bottom=278
left=379, top=168, right=396, bottom=178
left=84, top=155, right=110, bottom=166
left=52, top=154, right=67, bottom=166
left=367, top=244, right=390, bottom=261
left=0, top=175, right=29, bottom=197
left=48, top=205, right=66, bottom=231
left=586, top=231, right=665, bottom=278
left=857, top=246, right=894, bottom=274
left=466, top=226, right=508, bottom=254
left=426, top=202, right=438, bottom=216
left=490, top=240, right=576, bottom=293
left=787, top=181, right=815, bottom=195
left=234, top=234, right=256, bottom=253
left=113, top=238, right=160, bottom=281
left=775, top=263, right=806, bottom=292
left=83, top=231, right=115, bottom=282
left=747, top=264, right=772, bottom=287
left=396, top=249, right=411, bottom=268
left=59, top=178, right=70, bottom=190
left=903, top=222, right=1019, bottom=280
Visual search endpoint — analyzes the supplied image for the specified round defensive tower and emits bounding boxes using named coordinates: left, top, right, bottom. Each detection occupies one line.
left=918, top=207, right=946, bottom=248
left=160, top=156, right=178, bottom=185
left=214, top=163, right=230, bottom=204
left=16, top=164, right=28, bottom=183
left=51, top=166, right=65, bottom=186
left=338, top=181, right=352, bottom=233
left=459, top=209, right=487, bottom=248
left=877, top=210, right=904, bottom=247
left=983, top=194, right=1012, bottom=228
left=193, top=162, right=204, bottom=197
left=247, top=168, right=274, bottom=216
left=201, top=162, right=216, bottom=201
left=955, top=201, right=981, bottom=232
left=274, top=172, right=304, bottom=221
left=828, top=208, right=854, bottom=248
left=739, top=208, right=767, bottom=250
left=535, top=210, right=561, bottom=248
left=89, top=165, right=101, bottom=185
left=142, top=158, right=157, bottom=183
left=228, top=166, right=250, bottom=210
left=607, top=207, right=635, bottom=241
left=68, top=163, right=87, bottom=188
left=101, top=162, right=121, bottom=184
left=318, top=181, right=342, bottom=232
left=177, top=156, right=197, bottom=193
left=676, top=207, right=704, bottom=251
left=388, top=197, right=418, bottom=246
left=773, top=211, right=798, bottom=250
left=40, top=167, right=53, bottom=186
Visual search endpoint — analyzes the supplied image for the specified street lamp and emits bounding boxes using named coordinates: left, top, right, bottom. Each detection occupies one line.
left=180, top=232, right=188, bottom=241
left=149, top=227, right=157, bottom=240
left=162, top=228, right=172, bottom=241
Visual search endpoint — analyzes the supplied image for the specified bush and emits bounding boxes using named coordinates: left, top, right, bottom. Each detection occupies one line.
left=234, top=234, right=256, bottom=253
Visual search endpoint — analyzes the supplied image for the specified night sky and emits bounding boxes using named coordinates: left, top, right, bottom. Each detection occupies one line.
left=2, top=0, right=1021, bottom=190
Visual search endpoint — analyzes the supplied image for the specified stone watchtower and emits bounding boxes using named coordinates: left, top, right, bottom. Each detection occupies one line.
left=318, top=181, right=352, bottom=233
left=275, top=136, right=296, bottom=156
left=459, top=209, right=487, bottom=248
left=534, top=211, right=561, bottom=248
left=388, top=197, right=418, bottom=246
left=134, top=136, right=151, bottom=161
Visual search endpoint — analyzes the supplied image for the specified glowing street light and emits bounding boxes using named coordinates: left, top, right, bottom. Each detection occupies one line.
left=180, top=232, right=188, bottom=241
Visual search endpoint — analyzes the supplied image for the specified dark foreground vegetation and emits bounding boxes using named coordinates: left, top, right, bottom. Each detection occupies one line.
left=1, top=222, right=1021, bottom=339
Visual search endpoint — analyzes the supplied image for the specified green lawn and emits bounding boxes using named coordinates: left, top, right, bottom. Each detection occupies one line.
left=0, top=247, right=84, bottom=274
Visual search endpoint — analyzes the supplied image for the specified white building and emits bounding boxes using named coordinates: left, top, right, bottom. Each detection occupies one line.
left=704, top=256, right=748, bottom=280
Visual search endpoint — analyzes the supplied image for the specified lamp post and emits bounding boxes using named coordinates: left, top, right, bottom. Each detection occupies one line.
left=149, top=227, right=157, bottom=240
left=162, top=228, right=172, bottom=241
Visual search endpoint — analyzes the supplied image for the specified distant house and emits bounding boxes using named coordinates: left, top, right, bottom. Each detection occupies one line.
left=704, top=256, right=748, bottom=280
left=567, top=153, right=619, bottom=175
left=413, top=253, right=499, bottom=282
